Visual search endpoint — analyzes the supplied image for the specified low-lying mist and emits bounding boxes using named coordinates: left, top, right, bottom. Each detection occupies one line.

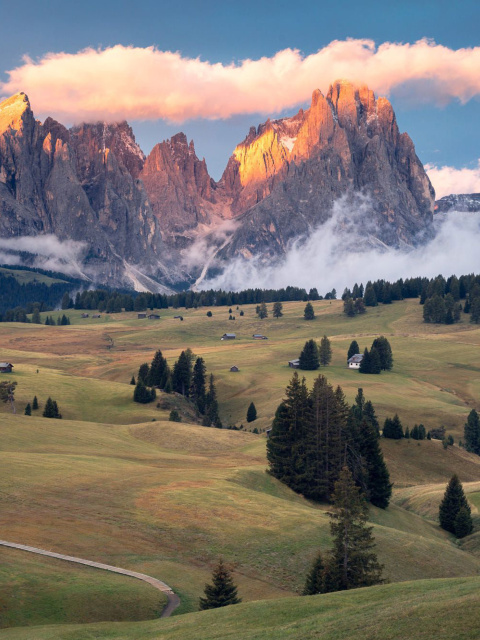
left=0, top=235, right=88, bottom=276
left=199, top=199, right=480, bottom=293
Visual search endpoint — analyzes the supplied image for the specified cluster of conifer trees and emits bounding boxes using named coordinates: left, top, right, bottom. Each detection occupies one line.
left=132, top=349, right=221, bottom=427
left=267, top=375, right=392, bottom=508
left=347, top=337, right=393, bottom=375
left=298, top=337, right=332, bottom=369
left=422, top=274, right=480, bottom=324
left=439, top=475, right=473, bottom=538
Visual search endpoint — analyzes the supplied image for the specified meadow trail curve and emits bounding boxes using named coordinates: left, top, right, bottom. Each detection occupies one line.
left=0, top=539, right=181, bottom=618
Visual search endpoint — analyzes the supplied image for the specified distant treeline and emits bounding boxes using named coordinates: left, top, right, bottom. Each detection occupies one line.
left=0, top=267, right=82, bottom=316
left=2, top=270, right=480, bottom=324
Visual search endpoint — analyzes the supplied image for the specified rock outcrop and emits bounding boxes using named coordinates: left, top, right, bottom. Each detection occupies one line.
left=435, top=193, right=480, bottom=213
left=0, top=93, right=173, bottom=289
left=218, top=81, right=435, bottom=260
left=0, top=82, right=436, bottom=289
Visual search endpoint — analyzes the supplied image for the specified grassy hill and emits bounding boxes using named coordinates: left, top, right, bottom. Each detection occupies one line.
left=0, top=298, right=479, bottom=633
left=0, top=266, right=69, bottom=286
left=1, top=577, right=479, bottom=640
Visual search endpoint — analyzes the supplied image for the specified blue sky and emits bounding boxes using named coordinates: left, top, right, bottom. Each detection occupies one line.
left=1, top=0, right=479, bottom=183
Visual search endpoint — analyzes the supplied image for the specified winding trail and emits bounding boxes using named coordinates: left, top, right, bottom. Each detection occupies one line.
left=0, top=539, right=180, bottom=618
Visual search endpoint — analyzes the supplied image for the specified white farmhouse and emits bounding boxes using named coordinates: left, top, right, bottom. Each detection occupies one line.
left=348, top=354, right=364, bottom=369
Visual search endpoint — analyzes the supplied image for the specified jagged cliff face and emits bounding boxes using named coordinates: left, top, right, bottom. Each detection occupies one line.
left=0, top=82, right=435, bottom=289
left=218, top=81, right=434, bottom=259
left=435, top=193, right=480, bottom=213
left=0, top=93, right=173, bottom=290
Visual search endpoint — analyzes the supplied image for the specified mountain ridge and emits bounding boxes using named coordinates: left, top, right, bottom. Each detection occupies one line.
left=0, top=82, right=436, bottom=289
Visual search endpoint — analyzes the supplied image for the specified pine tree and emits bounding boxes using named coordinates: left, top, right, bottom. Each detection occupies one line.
left=267, top=372, right=311, bottom=493
left=130, top=375, right=136, bottom=385
left=42, top=397, right=62, bottom=418
left=246, top=402, right=257, bottom=423
left=24, top=402, right=31, bottom=416
left=257, top=302, right=268, bottom=319
left=363, top=401, right=380, bottom=435
left=454, top=506, right=473, bottom=538
left=303, top=553, right=325, bottom=595
left=319, top=335, right=332, bottom=366
left=439, top=475, right=471, bottom=534
left=464, top=409, right=480, bottom=455
left=204, top=374, right=222, bottom=427
left=148, top=350, right=169, bottom=388
left=364, top=285, right=377, bottom=307
left=369, top=347, right=382, bottom=374
left=32, top=395, right=39, bottom=410
left=191, top=357, right=207, bottom=413
left=133, top=379, right=155, bottom=404
left=273, top=301, right=283, bottom=318
left=371, top=337, right=393, bottom=370
left=169, top=409, right=181, bottom=422
left=360, top=420, right=392, bottom=508
left=383, top=414, right=403, bottom=439
left=172, top=351, right=192, bottom=396
left=343, top=298, right=356, bottom=317
left=199, top=559, right=241, bottom=610
left=325, top=467, right=384, bottom=591
left=304, top=302, right=315, bottom=320
left=347, top=340, right=360, bottom=361
left=359, top=348, right=371, bottom=374
left=299, top=339, right=320, bottom=370
left=137, top=363, right=150, bottom=383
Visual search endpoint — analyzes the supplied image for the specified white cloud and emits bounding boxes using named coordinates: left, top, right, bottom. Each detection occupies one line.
left=426, top=160, right=480, bottom=199
left=2, top=39, right=480, bottom=123
left=0, top=235, right=88, bottom=275
left=200, top=197, right=480, bottom=294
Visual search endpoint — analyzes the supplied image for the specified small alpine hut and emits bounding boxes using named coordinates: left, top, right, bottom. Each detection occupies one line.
left=148, top=314, right=161, bottom=320
left=252, top=334, right=268, bottom=340
left=221, top=333, right=236, bottom=340
left=0, top=362, right=13, bottom=373
left=137, top=313, right=147, bottom=319
left=230, top=365, right=240, bottom=372
left=348, top=354, right=364, bottom=369
left=288, top=359, right=300, bottom=369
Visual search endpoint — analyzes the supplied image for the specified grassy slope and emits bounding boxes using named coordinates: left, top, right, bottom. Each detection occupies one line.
left=2, top=298, right=479, bottom=434
left=1, top=299, right=480, bottom=632
left=1, top=577, right=479, bottom=640
left=0, top=548, right=166, bottom=629
left=0, top=267, right=68, bottom=285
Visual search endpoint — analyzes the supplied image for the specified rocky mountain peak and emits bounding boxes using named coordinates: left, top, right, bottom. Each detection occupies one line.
left=0, top=92, right=34, bottom=135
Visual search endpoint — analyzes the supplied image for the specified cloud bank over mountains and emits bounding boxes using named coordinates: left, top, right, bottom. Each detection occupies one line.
left=2, top=38, right=480, bottom=123
left=200, top=204, right=480, bottom=294
left=426, top=161, right=480, bottom=199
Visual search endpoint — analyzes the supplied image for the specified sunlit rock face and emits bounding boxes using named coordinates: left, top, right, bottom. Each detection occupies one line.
left=0, top=93, right=173, bottom=289
left=218, top=80, right=435, bottom=260
left=0, top=81, right=435, bottom=287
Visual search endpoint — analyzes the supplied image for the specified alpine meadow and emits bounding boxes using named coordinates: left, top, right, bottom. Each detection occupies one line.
left=2, top=1, right=480, bottom=637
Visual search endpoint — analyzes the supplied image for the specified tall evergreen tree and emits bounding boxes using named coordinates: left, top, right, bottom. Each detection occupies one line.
left=369, top=347, right=382, bottom=374
left=273, top=301, right=283, bottom=318
left=137, top=363, right=150, bottom=383
left=42, top=397, right=61, bottom=418
left=364, top=285, right=377, bottom=307
left=324, top=467, right=384, bottom=591
left=257, top=302, right=268, bottom=319
left=303, top=552, right=325, bottom=595
left=304, top=302, right=315, bottom=320
left=439, top=475, right=472, bottom=535
left=148, top=350, right=169, bottom=388
left=24, top=402, right=31, bottom=416
left=343, top=298, right=356, bottom=317
left=299, top=339, right=320, bottom=370
left=246, top=402, right=257, bottom=423
left=191, top=357, right=207, bottom=413
left=363, top=401, right=380, bottom=435
left=383, top=414, right=403, bottom=439
left=347, top=340, right=360, bottom=361
left=371, top=337, right=393, bottom=370
left=172, top=351, right=192, bottom=396
left=454, top=506, right=474, bottom=538
left=359, top=348, right=371, bottom=374
left=199, top=560, right=241, bottom=610
left=319, top=335, right=332, bottom=366
left=464, top=409, right=480, bottom=455
left=204, top=374, right=222, bottom=427
left=32, top=395, right=39, bottom=410
left=359, top=420, right=392, bottom=508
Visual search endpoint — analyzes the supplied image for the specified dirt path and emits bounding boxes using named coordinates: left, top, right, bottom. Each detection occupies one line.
left=0, top=539, right=180, bottom=618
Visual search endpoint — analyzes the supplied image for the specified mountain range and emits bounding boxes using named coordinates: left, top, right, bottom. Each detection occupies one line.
left=0, top=81, right=436, bottom=290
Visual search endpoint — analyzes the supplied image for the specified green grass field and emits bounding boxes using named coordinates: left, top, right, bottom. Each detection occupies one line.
left=0, top=298, right=479, bottom=636
left=0, top=267, right=69, bottom=286
left=1, top=577, right=479, bottom=640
